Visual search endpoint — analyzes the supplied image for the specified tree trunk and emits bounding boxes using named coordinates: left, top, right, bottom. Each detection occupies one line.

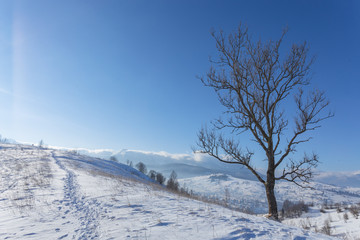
left=265, top=179, right=278, bottom=220
left=265, top=149, right=279, bottom=220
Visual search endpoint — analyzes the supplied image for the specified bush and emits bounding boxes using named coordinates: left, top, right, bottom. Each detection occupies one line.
left=349, top=205, right=359, bottom=219
left=321, top=220, right=331, bottom=236
left=335, top=203, right=342, bottom=213
left=180, top=185, right=191, bottom=196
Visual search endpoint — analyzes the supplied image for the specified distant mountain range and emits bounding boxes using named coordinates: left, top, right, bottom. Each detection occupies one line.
left=85, top=148, right=263, bottom=181
left=314, top=171, right=360, bottom=188
left=67, top=147, right=360, bottom=188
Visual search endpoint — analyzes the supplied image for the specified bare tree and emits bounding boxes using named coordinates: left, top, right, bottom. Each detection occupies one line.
left=166, top=170, right=179, bottom=191
left=155, top=172, right=166, bottom=185
left=38, top=140, right=44, bottom=149
left=126, top=159, right=133, bottom=168
left=349, top=205, right=359, bottom=219
left=148, top=170, right=157, bottom=180
left=195, top=24, right=333, bottom=220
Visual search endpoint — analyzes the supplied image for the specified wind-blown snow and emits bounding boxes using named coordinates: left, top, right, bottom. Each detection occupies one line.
left=0, top=143, right=334, bottom=239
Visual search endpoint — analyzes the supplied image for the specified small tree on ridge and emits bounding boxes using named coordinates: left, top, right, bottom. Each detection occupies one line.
left=167, top=170, right=179, bottom=191
left=156, top=172, right=166, bottom=185
left=135, top=162, right=147, bottom=175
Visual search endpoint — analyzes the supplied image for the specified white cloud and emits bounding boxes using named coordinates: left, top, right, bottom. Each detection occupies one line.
left=126, top=149, right=192, bottom=161
left=49, top=145, right=116, bottom=154
left=192, top=152, right=209, bottom=162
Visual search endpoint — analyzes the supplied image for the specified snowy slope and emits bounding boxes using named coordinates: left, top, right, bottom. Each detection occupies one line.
left=179, top=174, right=360, bottom=213
left=283, top=206, right=360, bottom=240
left=40, top=146, right=360, bottom=188
left=0, top=143, right=334, bottom=239
left=54, top=147, right=360, bottom=189
left=74, top=148, right=262, bottom=181
left=179, top=174, right=360, bottom=239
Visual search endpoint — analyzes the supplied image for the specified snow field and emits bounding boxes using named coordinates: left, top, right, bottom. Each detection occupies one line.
left=179, top=174, right=360, bottom=214
left=283, top=206, right=360, bottom=240
left=0, top=144, right=334, bottom=239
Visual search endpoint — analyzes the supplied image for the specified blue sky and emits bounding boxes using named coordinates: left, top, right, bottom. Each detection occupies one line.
left=0, top=0, right=359, bottom=171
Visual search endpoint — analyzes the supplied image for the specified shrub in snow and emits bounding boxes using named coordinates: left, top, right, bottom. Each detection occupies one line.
left=349, top=205, right=359, bottom=219
left=180, top=185, right=191, bottom=196
left=321, top=219, right=331, bottom=236
left=300, top=218, right=311, bottom=230
left=336, top=203, right=342, bottom=213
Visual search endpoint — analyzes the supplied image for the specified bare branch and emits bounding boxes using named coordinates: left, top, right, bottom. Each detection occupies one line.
left=195, top=127, right=265, bottom=184
left=276, top=153, right=319, bottom=189
left=275, top=89, right=334, bottom=168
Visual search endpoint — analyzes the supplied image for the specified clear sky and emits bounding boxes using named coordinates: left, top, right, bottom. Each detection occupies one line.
left=0, top=0, right=359, bottom=171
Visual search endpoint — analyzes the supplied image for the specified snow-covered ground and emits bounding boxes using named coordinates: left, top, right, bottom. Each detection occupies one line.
left=0, top=143, right=334, bottom=239
left=283, top=206, right=360, bottom=240
left=179, top=174, right=360, bottom=213
left=179, top=174, right=360, bottom=239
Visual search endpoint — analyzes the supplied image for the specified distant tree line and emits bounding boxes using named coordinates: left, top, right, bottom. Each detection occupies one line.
left=280, top=199, right=309, bottom=219
left=130, top=161, right=183, bottom=192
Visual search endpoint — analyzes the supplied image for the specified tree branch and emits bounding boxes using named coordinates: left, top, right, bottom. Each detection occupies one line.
left=195, top=127, right=265, bottom=184
left=275, top=153, right=318, bottom=189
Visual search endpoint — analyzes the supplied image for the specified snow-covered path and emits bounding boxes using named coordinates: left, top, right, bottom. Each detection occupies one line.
left=52, top=151, right=101, bottom=239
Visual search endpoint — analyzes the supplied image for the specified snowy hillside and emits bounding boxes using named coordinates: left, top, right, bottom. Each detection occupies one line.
left=66, top=148, right=262, bottom=180
left=283, top=206, right=360, bottom=239
left=179, top=174, right=360, bottom=239
left=179, top=174, right=360, bottom=213
left=0, top=143, right=333, bottom=239
left=63, top=147, right=360, bottom=189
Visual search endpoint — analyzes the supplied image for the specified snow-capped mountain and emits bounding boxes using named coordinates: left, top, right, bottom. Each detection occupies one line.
left=314, top=171, right=360, bottom=188
left=0, top=143, right=333, bottom=239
